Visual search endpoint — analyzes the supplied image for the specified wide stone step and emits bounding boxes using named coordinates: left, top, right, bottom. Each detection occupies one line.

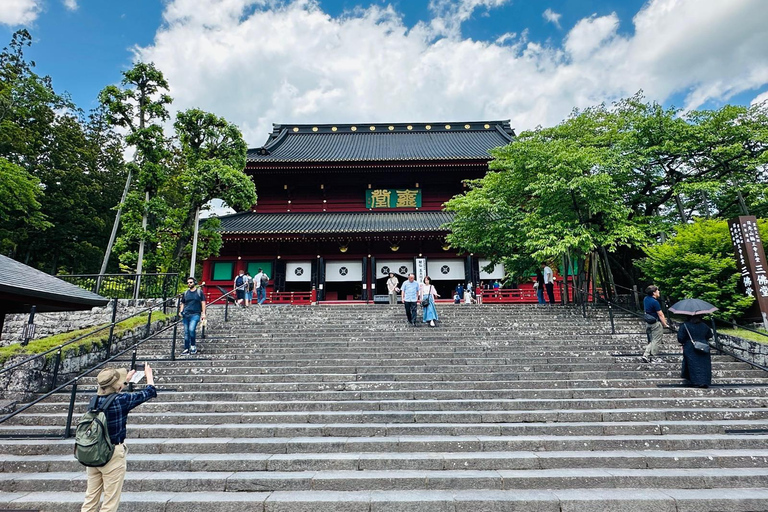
left=72, top=376, right=768, bottom=390
left=4, top=419, right=768, bottom=438
left=12, top=407, right=768, bottom=425
left=2, top=434, right=767, bottom=456
left=2, top=488, right=768, bottom=512
left=4, top=449, right=768, bottom=473
left=32, top=386, right=768, bottom=408
left=9, top=407, right=768, bottom=426
left=3, top=467, right=768, bottom=493
left=27, top=396, right=768, bottom=414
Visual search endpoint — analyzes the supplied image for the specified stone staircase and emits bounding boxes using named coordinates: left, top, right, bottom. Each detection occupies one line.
left=1, top=304, right=768, bottom=511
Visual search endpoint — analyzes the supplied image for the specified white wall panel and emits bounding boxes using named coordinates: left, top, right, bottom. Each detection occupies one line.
left=285, top=261, right=311, bottom=282
left=325, top=260, right=364, bottom=282
left=427, top=259, right=465, bottom=281
left=376, top=260, right=412, bottom=278
left=479, top=259, right=505, bottom=280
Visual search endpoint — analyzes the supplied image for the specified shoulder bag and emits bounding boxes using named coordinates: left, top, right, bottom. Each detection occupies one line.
left=683, top=324, right=710, bottom=354
left=421, top=286, right=433, bottom=308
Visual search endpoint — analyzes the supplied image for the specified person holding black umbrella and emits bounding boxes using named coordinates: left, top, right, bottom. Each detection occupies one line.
left=670, top=298, right=718, bottom=388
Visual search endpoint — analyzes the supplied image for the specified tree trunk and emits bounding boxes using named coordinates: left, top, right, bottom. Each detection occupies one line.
left=599, top=246, right=616, bottom=300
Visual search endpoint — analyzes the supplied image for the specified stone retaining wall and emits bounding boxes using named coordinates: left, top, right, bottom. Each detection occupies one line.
left=0, top=316, right=172, bottom=402
left=1, top=299, right=166, bottom=346
left=718, top=333, right=768, bottom=368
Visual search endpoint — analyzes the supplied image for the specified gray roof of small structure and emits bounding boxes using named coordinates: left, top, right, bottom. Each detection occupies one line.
left=219, top=211, right=454, bottom=235
left=0, top=255, right=109, bottom=313
left=247, top=121, right=514, bottom=163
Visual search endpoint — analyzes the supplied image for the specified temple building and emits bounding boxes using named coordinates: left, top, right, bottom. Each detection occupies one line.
left=202, top=121, right=515, bottom=303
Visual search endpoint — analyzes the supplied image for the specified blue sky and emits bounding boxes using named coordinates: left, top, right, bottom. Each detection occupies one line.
left=2, top=0, right=768, bottom=145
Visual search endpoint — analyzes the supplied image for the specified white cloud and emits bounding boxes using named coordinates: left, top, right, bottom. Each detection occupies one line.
left=0, top=0, right=41, bottom=25
left=427, top=0, right=512, bottom=37
left=134, top=0, right=768, bottom=147
left=542, top=8, right=561, bottom=29
left=564, top=13, right=619, bottom=60
left=752, top=90, right=768, bottom=105
left=63, top=0, right=78, bottom=11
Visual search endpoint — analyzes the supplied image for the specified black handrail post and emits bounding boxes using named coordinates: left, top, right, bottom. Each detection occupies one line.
left=224, top=298, right=229, bottom=322
left=128, top=349, right=137, bottom=392
left=64, top=381, right=78, bottom=438
left=106, top=299, right=118, bottom=359
left=146, top=308, right=153, bottom=337
left=50, top=347, right=62, bottom=392
left=171, top=300, right=180, bottom=361
left=711, top=317, right=721, bottom=353
left=608, top=302, right=616, bottom=334
left=581, top=290, right=587, bottom=319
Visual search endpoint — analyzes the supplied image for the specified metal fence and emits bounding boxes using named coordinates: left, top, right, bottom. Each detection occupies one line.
left=56, top=273, right=180, bottom=299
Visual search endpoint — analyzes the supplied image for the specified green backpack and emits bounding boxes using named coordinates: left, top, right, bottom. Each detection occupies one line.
left=74, top=393, right=118, bottom=467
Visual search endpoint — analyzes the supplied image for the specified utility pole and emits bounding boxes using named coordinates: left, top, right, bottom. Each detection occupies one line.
left=189, top=207, right=201, bottom=279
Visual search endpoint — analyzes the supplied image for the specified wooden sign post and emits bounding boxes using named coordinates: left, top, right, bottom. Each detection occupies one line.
left=728, top=216, right=768, bottom=330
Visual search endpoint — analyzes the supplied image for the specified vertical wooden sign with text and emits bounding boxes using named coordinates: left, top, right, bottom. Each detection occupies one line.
left=729, top=216, right=768, bottom=329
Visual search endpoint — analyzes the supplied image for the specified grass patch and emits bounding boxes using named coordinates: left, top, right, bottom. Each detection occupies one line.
left=719, top=327, right=768, bottom=344
left=0, top=311, right=175, bottom=365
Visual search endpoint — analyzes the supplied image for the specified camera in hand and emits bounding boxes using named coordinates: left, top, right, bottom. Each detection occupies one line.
left=130, top=363, right=145, bottom=384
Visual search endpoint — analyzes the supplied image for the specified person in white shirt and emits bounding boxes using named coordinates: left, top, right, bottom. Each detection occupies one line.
left=542, top=263, right=555, bottom=305
left=386, top=273, right=400, bottom=305
left=254, top=268, right=269, bottom=305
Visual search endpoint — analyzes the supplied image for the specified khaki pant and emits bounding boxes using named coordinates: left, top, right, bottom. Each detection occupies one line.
left=388, top=292, right=397, bottom=305
left=81, top=443, right=127, bottom=512
left=644, top=321, right=664, bottom=358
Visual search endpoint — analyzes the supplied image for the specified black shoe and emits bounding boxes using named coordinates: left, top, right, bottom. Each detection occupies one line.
left=641, top=356, right=651, bottom=363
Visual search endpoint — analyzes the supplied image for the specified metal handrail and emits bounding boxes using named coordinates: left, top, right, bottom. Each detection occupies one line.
left=0, top=285, right=241, bottom=437
left=0, top=319, right=180, bottom=432
left=576, top=288, right=768, bottom=373
left=0, top=296, right=177, bottom=377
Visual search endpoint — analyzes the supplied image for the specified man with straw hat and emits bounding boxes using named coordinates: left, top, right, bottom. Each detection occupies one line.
left=81, top=364, right=157, bottom=512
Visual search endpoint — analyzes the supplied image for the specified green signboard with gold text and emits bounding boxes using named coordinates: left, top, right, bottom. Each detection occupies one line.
left=365, top=189, right=422, bottom=209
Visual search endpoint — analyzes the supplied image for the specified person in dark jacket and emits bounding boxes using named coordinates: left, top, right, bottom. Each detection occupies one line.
left=677, top=314, right=713, bottom=388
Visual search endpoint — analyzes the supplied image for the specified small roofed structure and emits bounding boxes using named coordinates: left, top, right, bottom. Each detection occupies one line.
left=0, top=255, right=109, bottom=335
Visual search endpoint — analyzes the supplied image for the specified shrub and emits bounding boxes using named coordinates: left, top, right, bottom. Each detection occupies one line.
left=637, top=218, right=766, bottom=320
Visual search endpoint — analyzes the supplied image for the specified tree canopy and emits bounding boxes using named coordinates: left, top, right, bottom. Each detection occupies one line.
left=0, top=30, right=127, bottom=273
left=445, top=94, right=768, bottom=292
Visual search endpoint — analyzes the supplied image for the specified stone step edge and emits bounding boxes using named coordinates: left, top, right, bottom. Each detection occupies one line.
left=2, top=448, right=767, bottom=462
left=4, top=418, right=768, bottom=431
left=2, top=433, right=767, bottom=446
left=4, top=467, right=768, bottom=481
left=3, top=487, right=768, bottom=508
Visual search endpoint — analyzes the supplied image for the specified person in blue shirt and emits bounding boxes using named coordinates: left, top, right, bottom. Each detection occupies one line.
left=455, top=283, right=464, bottom=304
left=400, top=273, right=421, bottom=326
left=642, top=285, right=669, bottom=363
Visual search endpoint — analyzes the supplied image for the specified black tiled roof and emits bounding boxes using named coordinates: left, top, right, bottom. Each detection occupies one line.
left=0, top=255, right=109, bottom=313
left=219, top=211, right=454, bottom=235
left=247, top=121, right=514, bottom=163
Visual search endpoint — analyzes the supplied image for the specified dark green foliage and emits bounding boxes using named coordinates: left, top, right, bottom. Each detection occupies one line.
left=0, top=30, right=127, bottom=273
left=637, top=219, right=766, bottom=319
left=445, top=94, right=768, bottom=300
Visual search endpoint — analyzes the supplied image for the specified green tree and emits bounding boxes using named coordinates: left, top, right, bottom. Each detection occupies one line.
left=99, top=62, right=172, bottom=274
left=637, top=219, right=765, bottom=319
left=0, top=158, right=50, bottom=253
left=445, top=94, right=768, bottom=290
left=0, top=30, right=127, bottom=272
left=165, top=109, right=256, bottom=272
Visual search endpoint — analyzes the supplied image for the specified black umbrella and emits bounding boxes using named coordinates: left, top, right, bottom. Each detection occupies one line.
left=668, top=298, right=718, bottom=316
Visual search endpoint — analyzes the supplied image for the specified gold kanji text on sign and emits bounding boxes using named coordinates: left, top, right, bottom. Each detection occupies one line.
left=395, top=189, right=419, bottom=208
left=370, top=189, right=392, bottom=208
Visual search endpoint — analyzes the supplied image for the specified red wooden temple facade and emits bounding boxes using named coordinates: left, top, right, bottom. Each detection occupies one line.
left=201, top=121, right=560, bottom=304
